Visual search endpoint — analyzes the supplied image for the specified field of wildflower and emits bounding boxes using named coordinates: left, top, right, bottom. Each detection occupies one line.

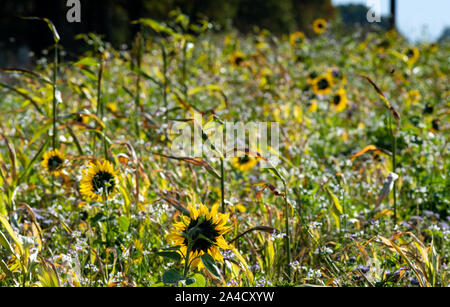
left=0, top=13, right=448, bottom=288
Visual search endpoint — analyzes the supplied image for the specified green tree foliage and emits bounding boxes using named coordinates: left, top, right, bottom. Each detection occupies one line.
left=0, top=0, right=335, bottom=56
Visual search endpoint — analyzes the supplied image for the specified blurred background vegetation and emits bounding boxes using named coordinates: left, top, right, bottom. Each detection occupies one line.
left=1, top=0, right=448, bottom=66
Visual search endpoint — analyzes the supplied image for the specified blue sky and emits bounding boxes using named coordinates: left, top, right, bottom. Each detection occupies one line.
left=332, top=0, right=450, bottom=42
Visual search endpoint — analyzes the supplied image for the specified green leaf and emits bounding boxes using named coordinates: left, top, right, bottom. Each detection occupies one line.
left=326, top=188, right=343, bottom=229
left=162, top=269, right=185, bottom=284
left=0, top=260, right=15, bottom=280
left=0, top=214, right=24, bottom=256
left=201, top=254, right=221, bottom=279
left=133, top=18, right=181, bottom=38
left=74, top=57, right=99, bottom=67
left=117, top=216, right=130, bottom=232
left=186, top=273, right=206, bottom=287
left=0, top=230, right=15, bottom=256
left=156, top=251, right=182, bottom=262
left=22, top=17, right=60, bottom=43
left=326, top=188, right=343, bottom=214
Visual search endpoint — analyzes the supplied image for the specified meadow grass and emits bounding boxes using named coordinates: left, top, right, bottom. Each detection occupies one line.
left=0, top=14, right=448, bottom=287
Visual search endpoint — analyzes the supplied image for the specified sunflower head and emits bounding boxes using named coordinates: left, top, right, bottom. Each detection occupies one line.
left=230, top=52, right=245, bottom=67
left=231, top=154, right=259, bottom=171
left=167, top=203, right=232, bottom=269
left=377, top=39, right=391, bottom=53
left=307, top=71, right=319, bottom=85
left=312, top=74, right=333, bottom=95
left=290, top=31, right=305, bottom=47
left=80, top=160, right=118, bottom=202
left=423, top=103, right=434, bottom=115
left=404, top=47, right=419, bottom=66
left=431, top=119, right=440, bottom=132
left=313, top=19, right=327, bottom=34
left=42, top=149, right=65, bottom=176
left=330, top=89, right=348, bottom=113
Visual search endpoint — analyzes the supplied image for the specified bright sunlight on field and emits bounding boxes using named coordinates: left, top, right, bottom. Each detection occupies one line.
left=0, top=9, right=448, bottom=288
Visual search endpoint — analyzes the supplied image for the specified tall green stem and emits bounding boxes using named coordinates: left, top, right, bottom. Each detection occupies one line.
left=390, top=113, right=398, bottom=225
left=283, top=182, right=291, bottom=278
left=52, top=43, right=58, bottom=150
left=220, top=158, right=225, bottom=213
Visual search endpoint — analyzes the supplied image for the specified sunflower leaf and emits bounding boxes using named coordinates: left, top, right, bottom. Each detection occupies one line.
left=162, top=269, right=185, bottom=284
left=201, top=254, right=221, bottom=279
left=156, top=251, right=181, bottom=262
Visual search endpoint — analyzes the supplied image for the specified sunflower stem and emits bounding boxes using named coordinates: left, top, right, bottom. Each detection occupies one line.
left=50, top=42, right=58, bottom=199
left=52, top=42, right=58, bottom=150
left=220, top=158, right=225, bottom=213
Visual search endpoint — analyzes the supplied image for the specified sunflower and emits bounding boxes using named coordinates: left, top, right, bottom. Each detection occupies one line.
left=431, top=119, right=440, bottom=133
left=289, top=31, right=305, bottom=47
left=404, top=47, right=419, bottom=66
left=167, top=203, right=232, bottom=270
left=41, top=149, right=65, bottom=176
left=230, top=51, right=245, bottom=67
left=80, top=160, right=118, bottom=202
left=231, top=154, right=259, bottom=171
left=307, top=71, right=319, bottom=85
left=330, top=89, right=348, bottom=113
left=313, top=18, right=327, bottom=34
left=312, top=74, right=333, bottom=95
left=376, top=39, right=391, bottom=53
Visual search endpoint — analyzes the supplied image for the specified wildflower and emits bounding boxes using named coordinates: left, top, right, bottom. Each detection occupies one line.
left=79, top=160, right=118, bottom=202
left=313, top=18, right=327, bottom=34
left=330, top=89, right=347, bottom=112
left=167, top=203, right=232, bottom=269
left=41, top=149, right=65, bottom=176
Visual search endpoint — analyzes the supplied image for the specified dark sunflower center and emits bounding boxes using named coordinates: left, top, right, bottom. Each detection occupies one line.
left=184, top=218, right=220, bottom=253
left=309, top=72, right=318, bottom=79
left=432, top=120, right=440, bottom=131
left=92, top=171, right=115, bottom=194
left=423, top=104, right=434, bottom=114
left=318, top=23, right=324, bottom=28
left=48, top=156, right=63, bottom=171
left=333, top=95, right=341, bottom=105
left=406, top=49, right=414, bottom=58
left=318, top=78, right=330, bottom=90
left=238, top=155, right=251, bottom=164
left=234, top=56, right=244, bottom=65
